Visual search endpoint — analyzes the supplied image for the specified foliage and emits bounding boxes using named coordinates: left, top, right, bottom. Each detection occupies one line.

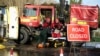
left=70, top=0, right=82, bottom=4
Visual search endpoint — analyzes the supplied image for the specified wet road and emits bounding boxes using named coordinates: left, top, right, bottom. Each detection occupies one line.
left=15, top=45, right=68, bottom=56
left=0, top=45, right=100, bottom=56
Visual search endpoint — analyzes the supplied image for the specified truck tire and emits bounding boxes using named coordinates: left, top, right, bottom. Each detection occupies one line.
left=19, top=27, right=29, bottom=44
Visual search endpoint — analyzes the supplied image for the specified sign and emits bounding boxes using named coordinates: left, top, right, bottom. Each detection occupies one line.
left=70, top=4, right=98, bottom=29
left=67, top=24, right=90, bottom=42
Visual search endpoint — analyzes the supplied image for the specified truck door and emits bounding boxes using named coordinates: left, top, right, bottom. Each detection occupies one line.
left=8, top=6, right=19, bottom=39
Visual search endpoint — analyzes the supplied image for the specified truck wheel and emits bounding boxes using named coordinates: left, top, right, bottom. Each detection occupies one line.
left=19, top=27, right=29, bottom=44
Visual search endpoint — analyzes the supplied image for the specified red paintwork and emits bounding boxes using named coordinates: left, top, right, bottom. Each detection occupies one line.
left=20, top=16, right=40, bottom=27
left=52, top=32, right=61, bottom=38
left=20, top=4, right=55, bottom=27
left=70, top=4, right=99, bottom=29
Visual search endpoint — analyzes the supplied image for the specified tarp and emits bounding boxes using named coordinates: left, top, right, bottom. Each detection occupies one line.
left=70, top=4, right=99, bottom=29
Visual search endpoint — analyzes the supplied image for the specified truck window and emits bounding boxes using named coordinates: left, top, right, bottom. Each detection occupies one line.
left=23, top=8, right=37, bottom=17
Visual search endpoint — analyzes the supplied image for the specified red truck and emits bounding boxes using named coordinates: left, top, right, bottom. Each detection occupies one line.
left=18, top=4, right=67, bottom=48
left=19, top=4, right=55, bottom=44
left=68, top=4, right=99, bottom=47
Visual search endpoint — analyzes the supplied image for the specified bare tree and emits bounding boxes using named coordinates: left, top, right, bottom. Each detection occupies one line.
left=0, top=0, right=58, bottom=16
left=70, top=0, right=82, bottom=4
left=0, top=0, right=35, bottom=16
left=34, top=0, right=57, bottom=5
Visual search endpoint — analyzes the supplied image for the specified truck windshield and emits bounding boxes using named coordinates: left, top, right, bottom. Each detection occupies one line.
left=24, top=8, right=37, bottom=16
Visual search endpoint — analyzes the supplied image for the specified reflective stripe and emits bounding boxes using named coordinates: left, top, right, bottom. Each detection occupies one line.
left=20, top=17, right=38, bottom=22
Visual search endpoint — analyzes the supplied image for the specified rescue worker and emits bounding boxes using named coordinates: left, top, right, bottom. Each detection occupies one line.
left=52, top=28, right=62, bottom=38
left=51, top=18, right=64, bottom=35
left=37, top=17, right=51, bottom=48
left=52, top=18, right=63, bottom=30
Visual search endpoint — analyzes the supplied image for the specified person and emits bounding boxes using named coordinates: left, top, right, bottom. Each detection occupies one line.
left=37, top=17, right=51, bottom=48
left=52, top=28, right=62, bottom=38
left=51, top=18, right=64, bottom=31
left=51, top=18, right=65, bottom=37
